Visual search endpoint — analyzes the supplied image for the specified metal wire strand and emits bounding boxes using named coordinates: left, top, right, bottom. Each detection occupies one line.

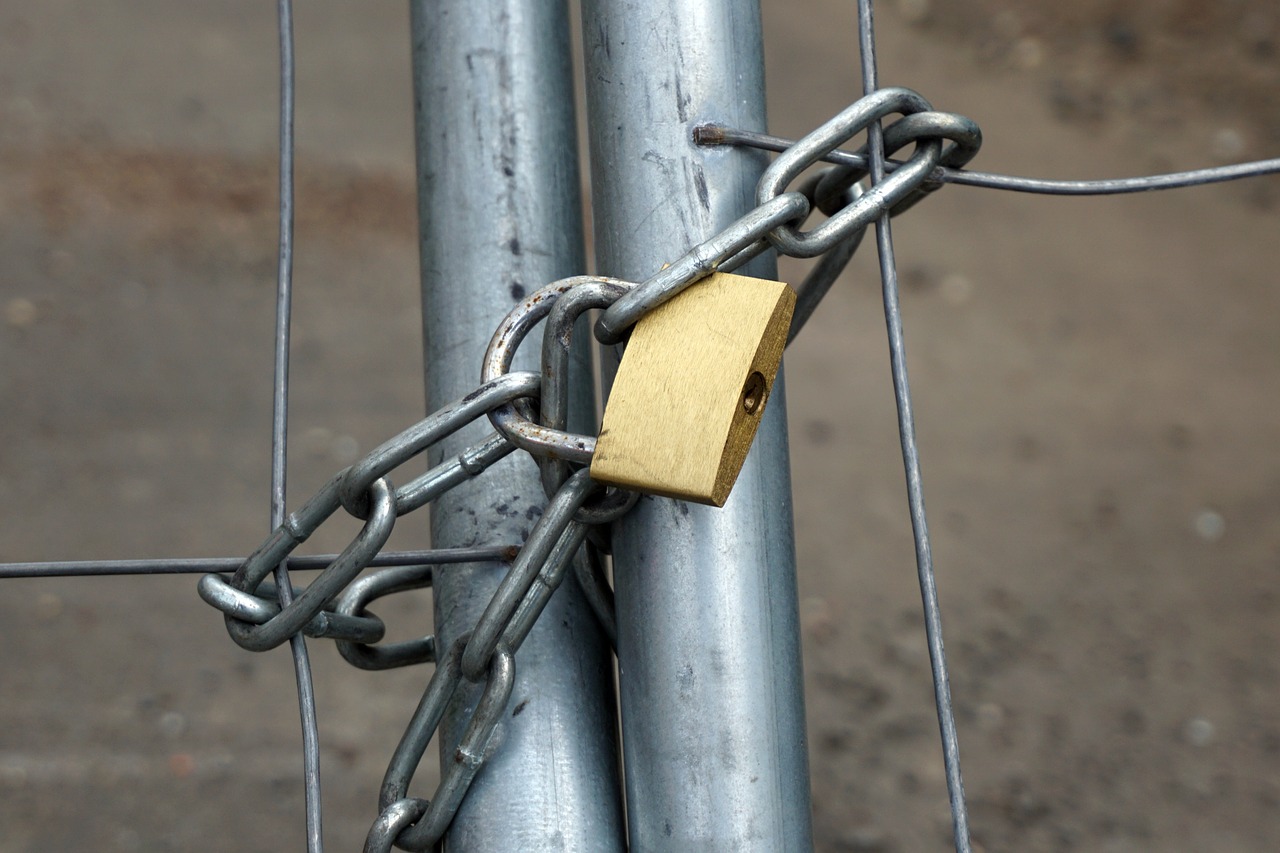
left=694, top=125, right=1280, bottom=196
left=856, top=2, right=971, bottom=850
left=0, top=547, right=518, bottom=579
left=270, top=1, right=324, bottom=849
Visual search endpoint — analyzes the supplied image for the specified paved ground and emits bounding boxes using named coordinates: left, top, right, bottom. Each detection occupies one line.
left=1, top=1, right=1278, bottom=850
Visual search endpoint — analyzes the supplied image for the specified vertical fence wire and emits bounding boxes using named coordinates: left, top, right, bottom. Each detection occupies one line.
left=855, top=1, right=972, bottom=850
left=269, top=1, right=325, bottom=850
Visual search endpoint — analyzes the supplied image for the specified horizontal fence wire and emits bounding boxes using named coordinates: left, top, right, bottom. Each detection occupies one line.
left=694, top=126, right=1280, bottom=195
left=0, top=548, right=518, bottom=579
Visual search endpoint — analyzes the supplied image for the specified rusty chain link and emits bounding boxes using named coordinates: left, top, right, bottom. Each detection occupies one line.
left=195, top=87, right=980, bottom=850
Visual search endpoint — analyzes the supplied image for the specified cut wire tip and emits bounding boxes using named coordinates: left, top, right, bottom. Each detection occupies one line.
left=692, top=124, right=728, bottom=145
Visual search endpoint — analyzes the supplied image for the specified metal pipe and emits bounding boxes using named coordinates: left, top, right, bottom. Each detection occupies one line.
left=409, top=2, right=624, bottom=850
left=580, top=1, right=814, bottom=849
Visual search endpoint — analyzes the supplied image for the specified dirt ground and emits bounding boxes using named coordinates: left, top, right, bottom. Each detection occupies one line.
left=1, top=1, right=1278, bottom=851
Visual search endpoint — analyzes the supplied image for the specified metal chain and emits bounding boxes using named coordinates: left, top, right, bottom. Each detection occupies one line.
left=196, top=87, right=978, bottom=850
left=366, top=469, right=605, bottom=852
left=595, top=87, right=981, bottom=346
left=197, top=371, right=541, bottom=652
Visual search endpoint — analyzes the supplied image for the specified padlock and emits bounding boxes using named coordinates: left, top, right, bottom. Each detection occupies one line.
left=590, top=271, right=796, bottom=507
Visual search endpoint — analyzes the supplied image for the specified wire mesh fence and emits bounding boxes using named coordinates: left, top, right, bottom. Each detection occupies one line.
left=2, top=1, right=1278, bottom=850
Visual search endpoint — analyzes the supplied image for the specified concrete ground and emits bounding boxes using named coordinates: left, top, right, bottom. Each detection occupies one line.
left=1, top=1, right=1277, bottom=850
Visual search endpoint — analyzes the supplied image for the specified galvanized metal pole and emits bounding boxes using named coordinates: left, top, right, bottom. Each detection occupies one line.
left=409, top=2, right=625, bottom=850
left=580, top=1, right=814, bottom=850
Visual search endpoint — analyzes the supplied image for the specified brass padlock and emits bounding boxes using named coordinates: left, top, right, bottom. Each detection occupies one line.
left=590, top=271, right=796, bottom=507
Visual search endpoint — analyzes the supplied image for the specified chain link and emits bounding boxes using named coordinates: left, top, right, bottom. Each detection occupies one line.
left=481, top=276, right=629, bottom=464
left=758, top=86, right=943, bottom=258
left=592, top=192, right=810, bottom=344
left=197, top=86, right=980, bottom=849
left=333, top=563, right=439, bottom=670
left=368, top=634, right=516, bottom=853
left=811, top=109, right=983, bottom=217
left=538, top=278, right=631, bottom=495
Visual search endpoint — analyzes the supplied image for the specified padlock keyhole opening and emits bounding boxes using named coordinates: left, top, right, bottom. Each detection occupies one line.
left=741, top=371, right=767, bottom=416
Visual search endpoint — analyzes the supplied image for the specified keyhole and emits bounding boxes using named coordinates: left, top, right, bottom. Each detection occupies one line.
left=741, top=371, right=767, bottom=415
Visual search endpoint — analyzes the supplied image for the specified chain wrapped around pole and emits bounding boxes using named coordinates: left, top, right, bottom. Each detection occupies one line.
left=194, top=88, right=982, bottom=849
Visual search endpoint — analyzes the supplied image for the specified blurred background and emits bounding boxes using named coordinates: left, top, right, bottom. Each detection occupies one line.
left=1, top=1, right=1277, bottom=850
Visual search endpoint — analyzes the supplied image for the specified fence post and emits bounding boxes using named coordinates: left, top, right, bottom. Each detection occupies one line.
left=580, top=0, right=814, bottom=849
left=409, top=1, right=625, bottom=849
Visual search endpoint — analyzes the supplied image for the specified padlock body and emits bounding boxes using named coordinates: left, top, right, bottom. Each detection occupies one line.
left=591, top=271, right=795, bottom=506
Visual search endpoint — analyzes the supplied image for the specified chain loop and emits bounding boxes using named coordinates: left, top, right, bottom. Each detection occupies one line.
left=812, top=109, right=982, bottom=217
left=538, top=279, right=630, bottom=495
left=757, top=87, right=941, bottom=258
left=333, top=564, right=437, bottom=670
left=200, top=476, right=397, bottom=651
left=482, top=276, right=633, bottom=463
left=197, top=575, right=385, bottom=643
left=339, top=371, right=539, bottom=519
left=459, top=468, right=596, bottom=681
left=363, top=798, right=428, bottom=853
left=374, top=635, right=516, bottom=852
